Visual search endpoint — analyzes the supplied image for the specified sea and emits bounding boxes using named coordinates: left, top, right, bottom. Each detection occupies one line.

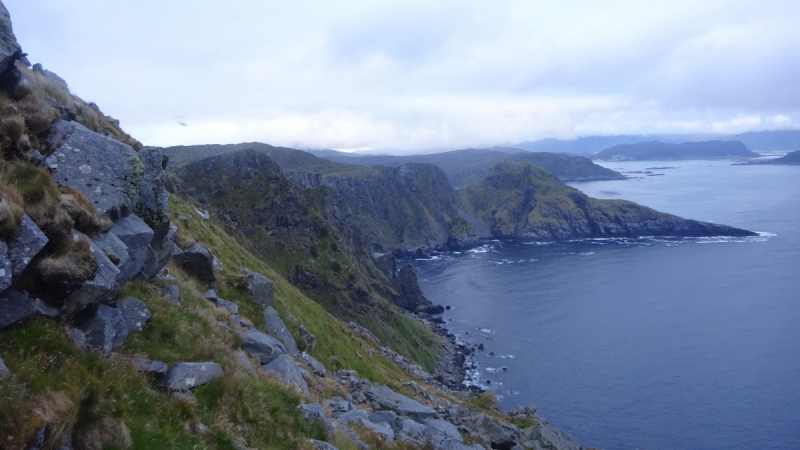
left=411, top=160, right=800, bottom=450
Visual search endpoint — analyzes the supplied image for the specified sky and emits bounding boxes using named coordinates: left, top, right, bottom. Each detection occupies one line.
left=5, top=0, right=800, bottom=152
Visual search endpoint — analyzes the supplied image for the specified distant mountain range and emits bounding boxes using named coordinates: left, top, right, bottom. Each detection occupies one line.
left=510, top=130, right=800, bottom=154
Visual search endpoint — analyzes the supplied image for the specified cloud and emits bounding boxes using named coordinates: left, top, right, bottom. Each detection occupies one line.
left=6, top=0, right=800, bottom=151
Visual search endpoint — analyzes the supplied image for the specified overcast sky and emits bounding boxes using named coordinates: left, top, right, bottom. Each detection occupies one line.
left=6, top=0, right=800, bottom=151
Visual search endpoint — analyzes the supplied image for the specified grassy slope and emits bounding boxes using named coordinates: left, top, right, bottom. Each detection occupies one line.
left=0, top=195, right=436, bottom=450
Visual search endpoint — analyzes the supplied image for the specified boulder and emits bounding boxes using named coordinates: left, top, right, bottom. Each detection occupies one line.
left=233, top=349, right=256, bottom=375
left=135, top=147, right=170, bottom=227
left=243, top=271, right=274, bottom=310
left=67, top=328, right=87, bottom=351
left=521, top=423, right=580, bottom=450
left=213, top=297, right=239, bottom=315
left=365, top=385, right=437, bottom=420
left=263, top=306, right=299, bottom=355
left=158, top=362, right=223, bottom=391
left=324, top=397, right=354, bottom=418
left=0, top=1, right=21, bottom=74
left=130, top=358, right=168, bottom=378
left=298, top=403, right=335, bottom=437
left=62, top=232, right=120, bottom=317
left=421, top=419, right=463, bottom=445
left=173, top=243, right=216, bottom=287
left=43, top=121, right=145, bottom=221
left=239, top=328, right=287, bottom=365
left=114, top=296, right=151, bottom=332
left=301, top=352, right=327, bottom=377
left=109, top=215, right=154, bottom=284
left=451, top=409, right=517, bottom=450
left=308, top=440, right=339, bottom=450
left=298, top=324, right=316, bottom=352
left=138, top=222, right=178, bottom=280
left=260, top=354, right=309, bottom=394
left=6, top=215, right=48, bottom=280
left=160, top=285, right=180, bottom=305
left=34, top=298, right=60, bottom=318
left=0, top=1, right=22, bottom=94
left=334, top=424, right=368, bottom=450
left=0, top=289, right=35, bottom=330
left=347, top=322, right=381, bottom=345
left=0, top=241, right=12, bottom=292
left=77, top=303, right=128, bottom=354
left=368, top=411, right=398, bottom=427
left=336, top=409, right=394, bottom=443
left=92, top=231, right=129, bottom=273
left=32, top=63, right=68, bottom=89
left=0, top=356, right=9, bottom=377
left=395, top=419, right=426, bottom=445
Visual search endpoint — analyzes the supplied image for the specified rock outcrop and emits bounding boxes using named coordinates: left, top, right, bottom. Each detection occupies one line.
left=158, top=362, right=224, bottom=391
left=77, top=303, right=128, bottom=354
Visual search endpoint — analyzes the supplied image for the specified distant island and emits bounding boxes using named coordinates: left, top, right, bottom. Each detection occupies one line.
left=594, top=140, right=761, bottom=161
left=736, top=150, right=800, bottom=165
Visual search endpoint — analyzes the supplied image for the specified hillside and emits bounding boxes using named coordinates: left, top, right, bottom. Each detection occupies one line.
left=308, top=148, right=626, bottom=186
left=460, top=162, right=757, bottom=240
left=594, top=140, right=761, bottom=161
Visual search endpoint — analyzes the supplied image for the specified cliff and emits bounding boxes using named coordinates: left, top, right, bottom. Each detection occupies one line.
left=460, top=161, right=757, bottom=240
left=594, top=140, right=761, bottom=161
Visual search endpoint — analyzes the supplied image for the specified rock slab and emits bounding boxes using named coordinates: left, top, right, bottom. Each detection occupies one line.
left=173, top=243, right=216, bottom=287
left=7, top=215, right=48, bottom=280
left=239, top=328, right=287, bottom=365
left=244, top=271, right=274, bottom=309
left=263, top=306, right=299, bottom=355
left=261, top=354, right=309, bottom=394
left=159, top=362, right=223, bottom=391
left=365, top=385, right=437, bottom=420
left=77, top=303, right=128, bottom=354
left=114, top=296, right=151, bottom=332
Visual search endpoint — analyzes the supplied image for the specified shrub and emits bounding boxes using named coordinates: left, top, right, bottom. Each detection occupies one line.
left=0, top=115, right=31, bottom=159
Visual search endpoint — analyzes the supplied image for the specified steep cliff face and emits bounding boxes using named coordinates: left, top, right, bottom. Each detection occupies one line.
left=461, top=161, right=758, bottom=240
left=174, top=150, right=445, bottom=356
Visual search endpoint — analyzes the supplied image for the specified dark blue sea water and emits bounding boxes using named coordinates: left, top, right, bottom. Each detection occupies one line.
left=412, top=160, right=800, bottom=450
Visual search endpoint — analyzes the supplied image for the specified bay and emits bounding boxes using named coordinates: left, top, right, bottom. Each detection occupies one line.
left=411, top=160, right=800, bottom=450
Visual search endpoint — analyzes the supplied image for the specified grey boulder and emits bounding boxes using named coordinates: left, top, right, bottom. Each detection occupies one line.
left=298, top=324, right=316, bottom=352
left=421, top=419, right=464, bottom=445
left=365, top=385, right=437, bottom=420
left=0, top=289, right=35, bottom=330
left=173, top=243, right=216, bottom=287
left=161, top=285, right=180, bottom=305
left=298, top=403, right=335, bottom=437
left=43, top=121, right=143, bottom=221
left=260, top=354, right=309, bottom=394
left=263, top=306, right=298, bottom=355
left=239, top=328, right=287, bottom=364
left=336, top=409, right=394, bottom=443
left=521, top=423, right=580, bottom=450
left=135, top=147, right=170, bottom=227
left=138, top=222, right=177, bottom=280
left=244, top=271, right=274, bottom=309
left=0, top=241, right=12, bottom=292
left=6, top=215, right=48, bottom=280
left=301, top=352, right=327, bottom=377
left=114, top=296, right=151, bottom=332
left=130, top=358, right=168, bottom=378
left=213, top=297, right=239, bottom=315
left=395, top=419, right=427, bottom=445
left=77, top=303, right=128, bottom=354
left=158, top=362, right=223, bottom=391
left=0, top=1, right=21, bottom=75
left=324, top=397, right=354, bottom=418
left=109, top=215, right=154, bottom=284
left=62, top=232, right=120, bottom=317
left=368, top=411, right=398, bottom=427
left=308, top=440, right=339, bottom=450
left=92, top=231, right=129, bottom=273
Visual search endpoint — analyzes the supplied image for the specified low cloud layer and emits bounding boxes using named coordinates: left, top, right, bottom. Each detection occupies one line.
left=7, top=0, right=800, bottom=151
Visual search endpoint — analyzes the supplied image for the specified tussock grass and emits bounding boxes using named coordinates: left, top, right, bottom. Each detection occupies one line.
left=0, top=177, right=24, bottom=237
left=58, top=187, right=112, bottom=237
left=16, top=65, right=141, bottom=149
left=35, top=234, right=97, bottom=283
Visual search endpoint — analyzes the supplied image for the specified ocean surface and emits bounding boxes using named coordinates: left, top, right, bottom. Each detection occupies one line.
left=411, top=160, right=800, bottom=450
